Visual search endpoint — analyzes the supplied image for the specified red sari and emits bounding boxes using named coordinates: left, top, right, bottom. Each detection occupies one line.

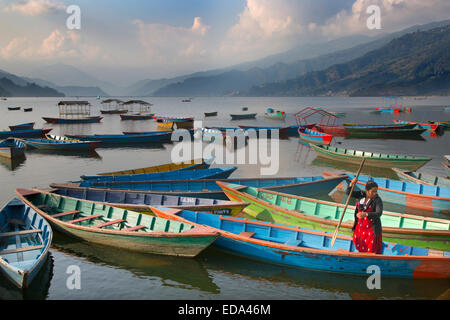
left=353, top=198, right=383, bottom=254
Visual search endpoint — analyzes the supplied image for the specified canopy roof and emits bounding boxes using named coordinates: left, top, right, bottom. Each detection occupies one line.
left=57, top=101, right=91, bottom=106
left=101, top=99, right=124, bottom=104
left=122, top=100, right=152, bottom=106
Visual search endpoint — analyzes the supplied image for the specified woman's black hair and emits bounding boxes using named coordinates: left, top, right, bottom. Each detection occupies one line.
left=365, top=180, right=378, bottom=191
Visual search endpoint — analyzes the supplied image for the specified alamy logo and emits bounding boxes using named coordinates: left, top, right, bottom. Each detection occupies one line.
left=366, top=5, right=381, bottom=30
left=66, top=265, right=81, bottom=290
left=366, top=265, right=381, bottom=289
left=66, top=5, right=81, bottom=30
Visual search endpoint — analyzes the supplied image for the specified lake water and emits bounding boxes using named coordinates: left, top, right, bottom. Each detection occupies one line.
left=0, top=96, right=449, bottom=300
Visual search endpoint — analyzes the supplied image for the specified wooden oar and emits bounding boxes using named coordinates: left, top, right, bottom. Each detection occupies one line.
left=331, top=158, right=365, bottom=247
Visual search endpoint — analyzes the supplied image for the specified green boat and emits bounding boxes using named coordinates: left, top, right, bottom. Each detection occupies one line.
left=392, top=168, right=450, bottom=188
left=15, top=189, right=219, bottom=258
left=217, top=182, right=450, bottom=251
left=309, top=144, right=431, bottom=171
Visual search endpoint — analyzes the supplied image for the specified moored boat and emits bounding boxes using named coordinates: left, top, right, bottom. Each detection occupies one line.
left=392, top=168, right=450, bottom=188
left=0, top=198, right=52, bottom=288
left=15, top=189, right=219, bottom=258
left=42, top=116, right=103, bottom=124
left=23, top=108, right=32, bottom=112
left=7, top=107, right=20, bottom=111
left=298, top=127, right=333, bottom=145
left=309, top=144, right=431, bottom=171
left=343, top=123, right=416, bottom=129
left=151, top=206, right=450, bottom=279
left=345, top=127, right=427, bottom=139
left=315, top=124, right=349, bottom=136
left=8, top=123, right=35, bottom=131
left=0, top=138, right=25, bottom=159
left=264, top=110, right=286, bottom=120
left=230, top=113, right=257, bottom=120
left=393, top=119, right=442, bottom=132
left=217, top=181, right=450, bottom=251
left=65, top=132, right=173, bottom=144
left=0, top=128, right=52, bottom=139
left=17, top=137, right=100, bottom=152
left=120, top=113, right=155, bottom=120
left=204, top=112, right=218, bottom=117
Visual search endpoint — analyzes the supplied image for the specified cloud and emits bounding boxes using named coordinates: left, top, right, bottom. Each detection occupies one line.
left=0, top=37, right=34, bottom=59
left=4, top=0, right=66, bottom=16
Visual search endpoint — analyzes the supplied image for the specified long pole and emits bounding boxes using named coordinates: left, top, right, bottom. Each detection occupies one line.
left=331, top=158, right=366, bottom=247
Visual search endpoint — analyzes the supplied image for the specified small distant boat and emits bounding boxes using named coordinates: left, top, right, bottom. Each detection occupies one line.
left=42, top=116, right=103, bottom=124
left=151, top=206, right=450, bottom=279
left=204, top=112, right=218, bottom=117
left=23, top=108, right=32, bottom=112
left=182, top=98, right=192, bottom=102
left=360, top=110, right=382, bottom=114
left=230, top=113, right=257, bottom=120
left=120, top=113, right=155, bottom=120
left=309, top=144, right=431, bottom=171
left=394, top=119, right=442, bottom=132
left=392, top=168, right=450, bottom=188
left=8, top=122, right=35, bottom=131
left=298, top=127, right=333, bottom=146
left=0, top=197, right=52, bottom=288
left=242, top=107, right=248, bottom=111
left=264, top=108, right=286, bottom=120
left=17, top=137, right=100, bottom=152
left=0, top=138, right=25, bottom=159
left=65, top=132, right=173, bottom=144
left=15, top=189, right=218, bottom=258
left=8, top=107, right=20, bottom=111
left=376, top=107, right=402, bottom=113
left=0, top=128, right=52, bottom=139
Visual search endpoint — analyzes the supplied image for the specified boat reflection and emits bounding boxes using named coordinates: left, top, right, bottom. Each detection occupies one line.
left=50, top=232, right=219, bottom=294
left=0, top=154, right=27, bottom=171
left=25, top=149, right=103, bottom=159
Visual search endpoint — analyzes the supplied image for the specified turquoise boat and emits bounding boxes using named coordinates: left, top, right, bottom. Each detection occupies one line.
left=151, top=206, right=450, bottom=279
left=78, top=167, right=238, bottom=186
left=0, top=138, right=25, bottom=159
left=325, top=172, right=450, bottom=215
left=0, top=198, right=52, bottom=288
left=392, top=168, right=450, bottom=188
left=51, top=175, right=347, bottom=200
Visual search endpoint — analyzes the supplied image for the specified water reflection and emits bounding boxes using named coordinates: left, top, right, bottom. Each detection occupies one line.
left=25, top=149, right=103, bottom=159
left=50, top=232, right=219, bottom=294
left=0, top=154, right=27, bottom=171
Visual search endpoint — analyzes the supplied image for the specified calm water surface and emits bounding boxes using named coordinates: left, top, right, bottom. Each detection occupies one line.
left=0, top=97, right=449, bottom=300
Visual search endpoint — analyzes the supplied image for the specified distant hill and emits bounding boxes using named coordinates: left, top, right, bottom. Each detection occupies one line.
left=242, top=25, right=450, bottom=97
left=0, top=77, right=64, bottom=97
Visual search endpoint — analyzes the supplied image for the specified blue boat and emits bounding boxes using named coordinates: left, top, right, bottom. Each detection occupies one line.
left=65, top=132, right=173, bottom=144
left=52, top=175, right=347, bottom=200
left=298, top=127, right=333, bottom=145
left=0, top=128, right=52, bottom=139
left=78, top=167, right=238, bottom=186
left=325, top=172, right=450, bottom=215
left=151, top=207, right=450, bottom=279
left=0, top=198, right=52, bottom=288
left=9, top=123, right=35, bottom=131
left=17, top=138, right=100, bottom=152
left=0, top=138, right=25, bottom=159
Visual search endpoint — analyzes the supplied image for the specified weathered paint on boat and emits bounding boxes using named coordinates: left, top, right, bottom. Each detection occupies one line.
left=0, top=198, right=52, bottom=288
left=326, top=172, right=450, bottom=215
left=0, top=139, right=25, bottom=159
left=217, top=182, right=450, bottom=251
left=48, top=187, right=249, bottom=216
left=309, top=144, right=431, bottom=171
left=15, top=189, right=219, bottom=258
left=51, top=175, right=347, bottom=200
left=392, top=168, right=450, bottom=188
left=151, top=206, right=450, bottom=279
left=298, top=128, right=333, bottom=145
left=78, top=167, right=238, bottom=187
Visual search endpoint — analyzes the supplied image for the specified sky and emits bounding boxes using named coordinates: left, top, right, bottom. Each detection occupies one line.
left=0, top=0, right=450, bottom=86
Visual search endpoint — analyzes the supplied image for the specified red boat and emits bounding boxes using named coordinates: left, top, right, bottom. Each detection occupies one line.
left=315, top=124, right=349, bottom=136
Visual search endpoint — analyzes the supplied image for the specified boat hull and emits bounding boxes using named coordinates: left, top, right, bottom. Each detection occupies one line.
left=230, top=113, right=257, bottom=120
left=392, top=168, right=450, bottom=188
left=0, top=129, right=52, bottom=139
left=120, top=114, right=154, bottom=120
left=42, top=116, right=103, bottom=124
left=20, top=139, right=100, bottom=151
left=65, top=132, right=173, bottom=144
left=299, top=128, right=333, bottom=145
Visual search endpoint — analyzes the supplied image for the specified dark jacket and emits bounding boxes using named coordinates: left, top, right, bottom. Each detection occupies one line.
left=346, top=188, right=383, bottom=236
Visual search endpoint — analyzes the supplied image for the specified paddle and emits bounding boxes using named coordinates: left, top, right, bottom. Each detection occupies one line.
left=331, top=158, right=365, bottom=247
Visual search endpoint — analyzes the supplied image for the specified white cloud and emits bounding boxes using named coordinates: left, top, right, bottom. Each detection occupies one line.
left=0, top=37, right=34, bottom=59
left=4, top=0, right=66, bottom=16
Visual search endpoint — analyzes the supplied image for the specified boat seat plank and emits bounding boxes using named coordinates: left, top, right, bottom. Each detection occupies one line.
left=93, top=219, right=126, bottom=228
left=122, top=225, right=146, bottom=232
left=52, top=210, right=81, bottom=218
left=6, top=219, right=26, bottom=226
left=0, top=245, right=44, bottom=255
left=284, top=239, right=303, bottom=247
left=239, top=231, right=255, bottom=238
left=428, top=249, right=444, bottom=257
left=0, top=229, right=42, bottom=237
left=67, top=214, right=103, bottom=224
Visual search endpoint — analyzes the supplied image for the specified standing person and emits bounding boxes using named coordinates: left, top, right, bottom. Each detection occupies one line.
left=347, top=177, right=383, bottom=254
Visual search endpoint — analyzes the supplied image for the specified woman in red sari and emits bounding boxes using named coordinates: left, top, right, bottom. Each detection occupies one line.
left=347, top=177, right=383, bottom=254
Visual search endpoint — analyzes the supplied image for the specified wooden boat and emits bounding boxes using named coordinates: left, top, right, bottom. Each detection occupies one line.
left=392, top=168, right=450, bottom=188
left=428, top=121, right=450, bottom=130
left=298, top=127, right=333, bottom=146
left=182, top=98, right=192, bottom=102
left=0, top=198, right=52, bottom=288
left=15, top=189, right=219, bottom=258
left=154, top=116, right=194, bottom=121
left=151, top=206, right=450, bottom=279
left=204, top=112, right=218, bottom=117
left=65, top=132, right=173, bottom=144
left=230, top=113, right=257, bottom=120
left=343, top=123, right=416, bottom=129
left=17, top=137, right=100, bottom=152
left=394, top=119, right=442, bottom=131
left=51, top=175, right=347, bottom=200
left=87, top=158, right=213, bottom=177
left=78, top=167, right=238, bottom=186
left=264, top=111, right=286, bottom=120
left=217, top=182, right=450, bottom=251
left=345, top=127, right=427, bottom=138
left=101, top=109, right=128, bottom=114
left=120, top=113, right=155, bottom=120
left=47, top=187, right=249, bottom=216
left=42, top=116, right=103, bottom=124
left=9, top=123, right=35, bottom=131
left=376, top=107, right=402, bottom=113
left=8, top=107, right=20, bottom=111
left=0, top=128, right=52, bottom=139
left=156, top=118, right=194, bottom=129
left=309, top=144, right=431, bottom=171
left=0, top=138, right=25, bottom=159
left=23, top=108, right=32, bottom=112
left=360, top=110, right=382, bottom=114
left=315, top=124, right=349, bottom=136
left=324, top=172, right=450, bottom=215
